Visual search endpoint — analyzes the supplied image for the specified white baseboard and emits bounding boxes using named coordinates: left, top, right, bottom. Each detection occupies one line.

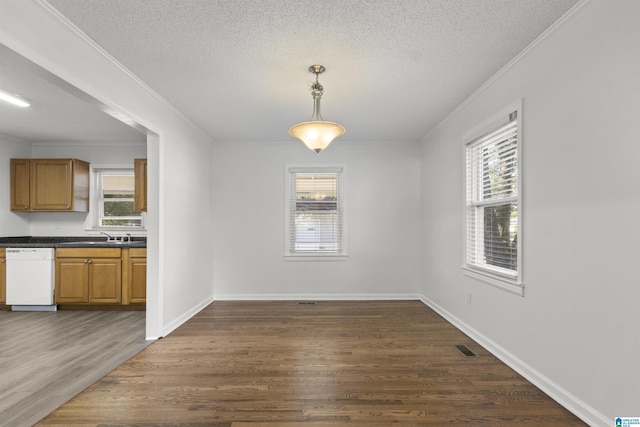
left=213, top=293, right=422, bottom=301
left=162, top=295, right=214, bottom=337
left=419, top=295, right=609, bottom=427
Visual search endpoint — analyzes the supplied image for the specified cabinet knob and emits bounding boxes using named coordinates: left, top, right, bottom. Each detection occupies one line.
left=24, top=205, right=28, bottom=209
left=66, top=205, right=70, bottom=209
left=84, top=259, right=89, bottom=264
left=88, top=260, right=92, bottom=264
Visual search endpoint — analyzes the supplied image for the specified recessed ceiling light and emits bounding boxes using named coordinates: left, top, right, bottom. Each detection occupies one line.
left=0, top=89, right=30, bottom=107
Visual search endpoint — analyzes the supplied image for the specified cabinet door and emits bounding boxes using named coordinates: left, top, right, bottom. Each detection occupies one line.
left=31, top=159, right=73, bottom=210
left=134, top=158, right=147, bottom=212
left=129, top=257, right=147, bottom=303
left=10, top=159, right=30, bottom=211
left=89, top=258, right=122, bottom=303
left=0, top=250, right=6, bottom=303
left=56, top=259, right=89, bottom=303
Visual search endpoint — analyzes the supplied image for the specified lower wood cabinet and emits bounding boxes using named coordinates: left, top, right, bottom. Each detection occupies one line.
left=122, top=248, right=147, bottom=305
left=56, top=248, right=122, bottom=304
left=0, top=248, right=6, bottom=304
left=55, top=247, right=147, bottom=306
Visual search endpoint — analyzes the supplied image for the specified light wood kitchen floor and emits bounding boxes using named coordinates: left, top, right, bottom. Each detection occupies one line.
left=0, top=309, right=148, bottom=426
left=38, top=301, right=586, bottom=426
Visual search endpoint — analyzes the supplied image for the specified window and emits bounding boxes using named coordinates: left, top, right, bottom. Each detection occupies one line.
left=464, top=102, right=522, bottom=294
left=285, top=166, right=346, bottom=259
left=92, top=169, right=145, bottom=229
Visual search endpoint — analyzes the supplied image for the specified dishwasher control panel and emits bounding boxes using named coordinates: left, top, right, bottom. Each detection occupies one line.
left=6, top=248, right=55, bottom=259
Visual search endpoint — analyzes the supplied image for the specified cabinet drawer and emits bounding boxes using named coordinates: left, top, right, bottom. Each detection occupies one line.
left=56, top=248, right=122, bottom=258
left=128, top=248, right=147, bottom=258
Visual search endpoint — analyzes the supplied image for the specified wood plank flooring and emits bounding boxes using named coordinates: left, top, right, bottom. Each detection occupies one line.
left=0, top=309, right=147, bottom=426
left=38, top=301, right=586, bottom=426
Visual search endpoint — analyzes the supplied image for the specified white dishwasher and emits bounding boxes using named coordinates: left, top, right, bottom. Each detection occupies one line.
left=6, top=248, right=57, bottom=311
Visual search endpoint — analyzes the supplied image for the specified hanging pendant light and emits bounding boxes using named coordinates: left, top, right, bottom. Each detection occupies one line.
left=289, top=65, right=345, bottom=153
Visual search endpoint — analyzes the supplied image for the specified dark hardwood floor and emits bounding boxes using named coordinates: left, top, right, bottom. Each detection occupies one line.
left=38, top=301, right=586, bottom=426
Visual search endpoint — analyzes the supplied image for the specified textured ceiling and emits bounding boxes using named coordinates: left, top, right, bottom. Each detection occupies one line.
left=4, top=0, right=579, bottom=144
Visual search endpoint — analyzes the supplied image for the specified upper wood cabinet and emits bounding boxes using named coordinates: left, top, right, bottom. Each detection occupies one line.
left=10, top=158, right=90, bottom=212
left=10, top=159, right=30, bottom=211
left=134, top=158, right=147, bottom=212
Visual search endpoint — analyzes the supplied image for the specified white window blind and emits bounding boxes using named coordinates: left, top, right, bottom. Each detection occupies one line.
left=94, top=169, right=144, bottom=229
left=288, top=167, right=344, bottom=255
left=466, top=114, right=519, bottom=279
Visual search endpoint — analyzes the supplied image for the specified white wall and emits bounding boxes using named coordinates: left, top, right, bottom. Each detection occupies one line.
left=212, top=141, right=422, bottom=299
left=0, top=1, right=215, bottom=339
left=0, top=134, right=31, bottom=235
left=27, top=141, right=146, bottom=236
left=420, top=1, right=639, bottom=425
left=31, top=141, right=146, bottom=164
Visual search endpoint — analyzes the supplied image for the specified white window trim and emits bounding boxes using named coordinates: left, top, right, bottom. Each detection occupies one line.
left=462, top=100, right=524, bottom=296
left=84, top=164, right=147, bottom=234
left=284, top=164, right=348, bottom=261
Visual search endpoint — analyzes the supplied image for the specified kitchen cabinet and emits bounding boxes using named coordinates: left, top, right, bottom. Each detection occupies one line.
left=55, top=248, right=122, bottom=304
left=10, top=159, right=30, bottom=211
left=123, top=248, right=146, bottom=304
left=55, top=247, right=145, bottom=306
left=134, top=158, right=147, bottom=212
left=0, top=248, right=5, bottom=303
left=10, top=158, right=90, bottom=212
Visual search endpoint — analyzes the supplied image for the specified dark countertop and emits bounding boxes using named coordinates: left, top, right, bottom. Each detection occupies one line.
left=0, top=236, right=146, bottom=248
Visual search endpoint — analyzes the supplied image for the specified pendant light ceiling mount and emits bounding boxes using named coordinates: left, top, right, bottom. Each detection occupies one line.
left=309, top=64, right=325, bottom=75
left=289, top=64, right=345, bottom=153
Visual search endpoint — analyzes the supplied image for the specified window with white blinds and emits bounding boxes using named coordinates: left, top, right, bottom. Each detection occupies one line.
left=465, top=107, right=521, bottom=287
left=94, top=169, right=145, bottom=229
left=286, top=166, right=345, bottom=258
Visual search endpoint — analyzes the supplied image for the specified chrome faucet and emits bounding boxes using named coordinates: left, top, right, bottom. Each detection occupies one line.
left=125, top=233, right=132, bottom=243
left=101, top=231, right=115, bottom=242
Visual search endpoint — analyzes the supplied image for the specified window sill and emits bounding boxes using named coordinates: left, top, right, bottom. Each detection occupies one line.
left=461, top=265, right=524, bottom=297
left=285, top=253, right=348, bottom=262
left=85, top=227, right=147, bottom=235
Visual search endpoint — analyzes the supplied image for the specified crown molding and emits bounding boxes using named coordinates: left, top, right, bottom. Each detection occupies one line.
left=422, top=0, right=589, bottom=142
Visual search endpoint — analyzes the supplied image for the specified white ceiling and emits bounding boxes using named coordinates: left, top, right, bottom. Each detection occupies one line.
left=3, top=0, right=580, bottom=144
left=0, top=44, right=145, bottom=143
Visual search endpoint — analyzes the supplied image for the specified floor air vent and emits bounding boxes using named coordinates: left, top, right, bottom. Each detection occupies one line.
left=454, top=344, right=477, bottom=357
left=297, top=301, right=318, bottom=305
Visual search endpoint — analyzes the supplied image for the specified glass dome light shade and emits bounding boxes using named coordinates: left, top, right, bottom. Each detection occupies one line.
left=289, top=120, right=346, bottom=153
